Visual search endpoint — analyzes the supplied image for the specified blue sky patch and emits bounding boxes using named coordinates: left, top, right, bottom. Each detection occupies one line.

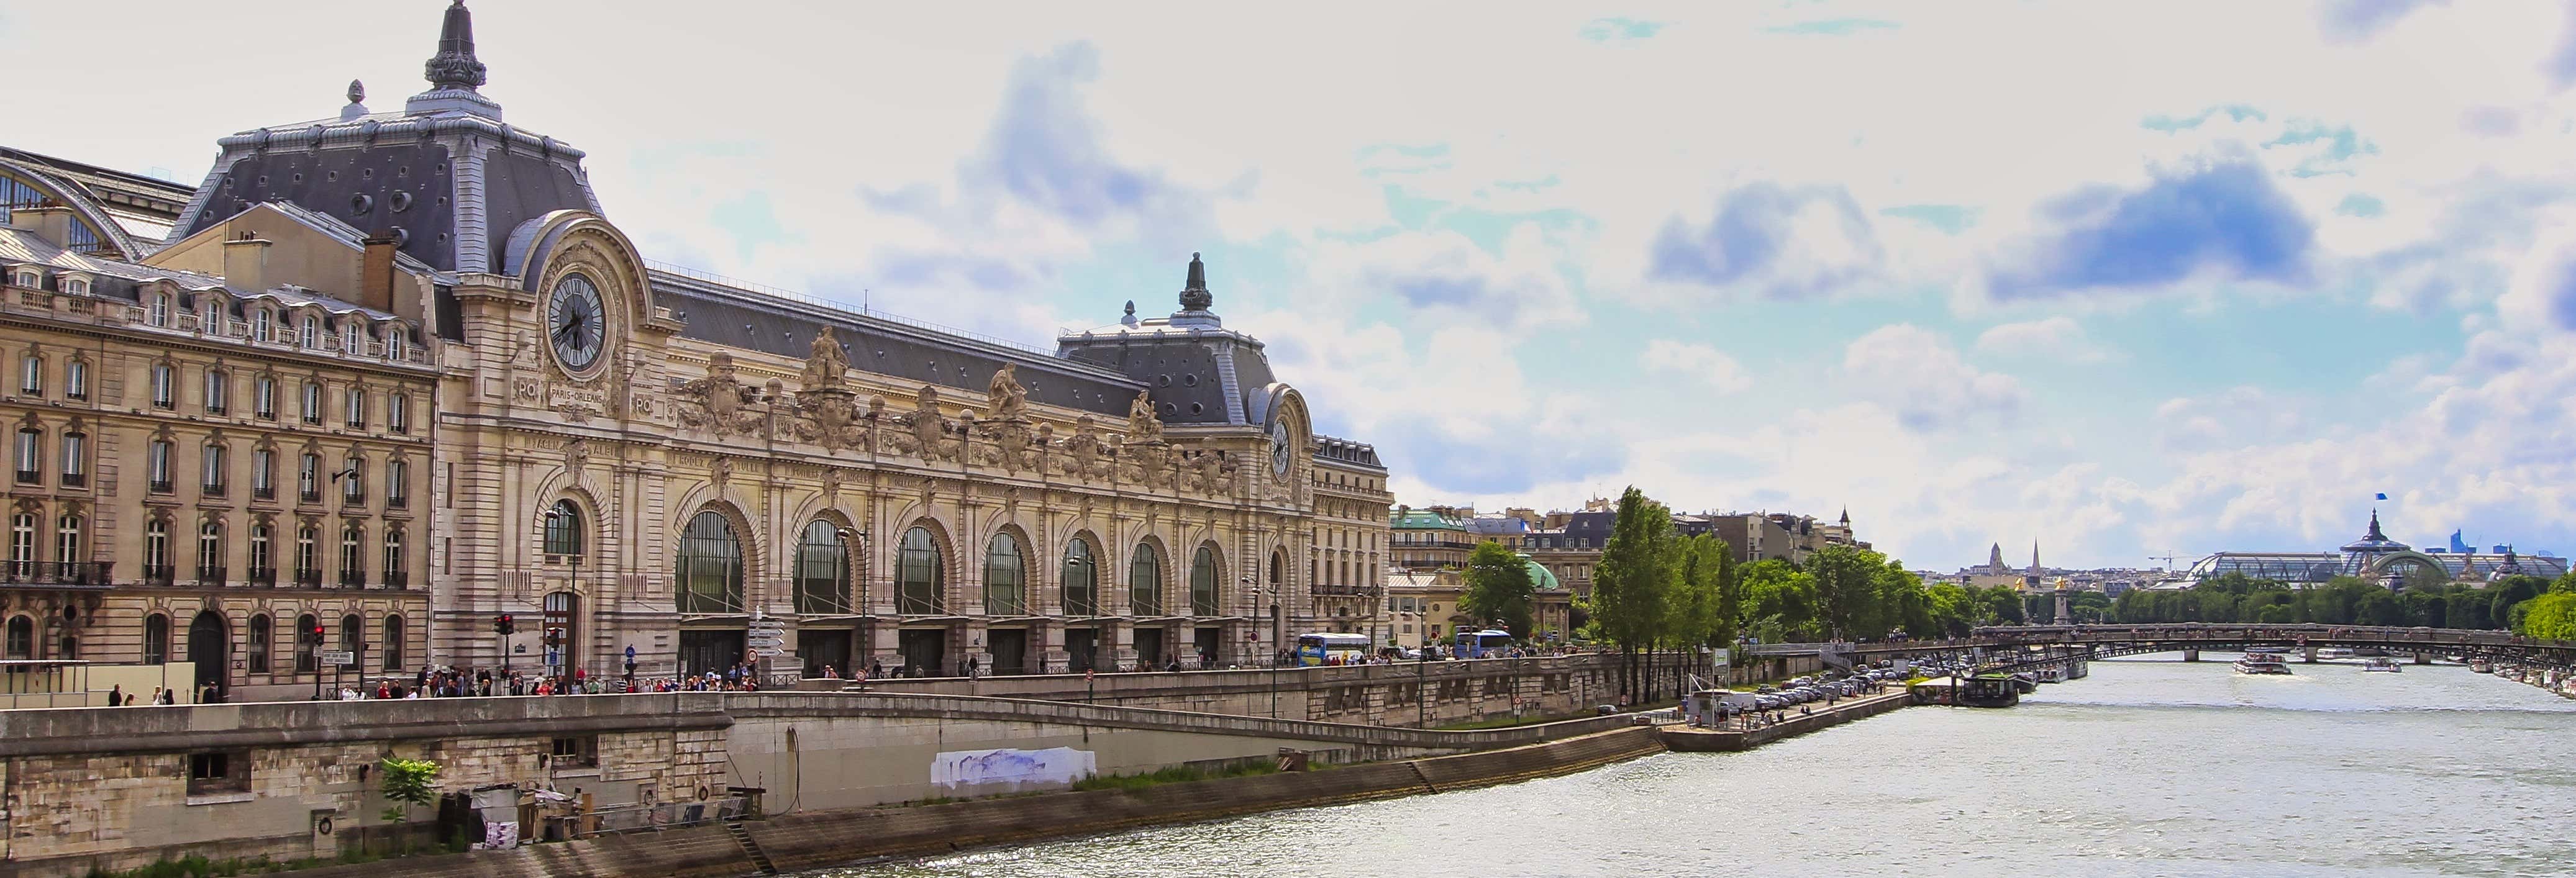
left=2141, top=104, right=2267, bottom=132
left=1880, top=204, right=1983, bottom=234
left=2336, top=193, right=2386, bottom=217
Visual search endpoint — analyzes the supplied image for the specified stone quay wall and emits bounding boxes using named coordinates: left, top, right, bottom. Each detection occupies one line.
left=0, top=654, right=1691, bottom=878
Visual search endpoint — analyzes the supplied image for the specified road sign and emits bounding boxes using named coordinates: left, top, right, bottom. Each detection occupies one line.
left=624, top=645, right=637, bottom=660
left=544, top=648, right=562, bottom=667
left=320, top=650, right=354, bottom=666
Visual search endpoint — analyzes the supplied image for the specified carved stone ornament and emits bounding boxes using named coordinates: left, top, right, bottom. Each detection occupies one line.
left=802, top=325, right=850, bottom=390
left=1126, top=391, right=1165, bottom=444
left=793, top=387, right=863, bottom=451
left=821, top=468, right=843, bottom=499
left=986, top=363, right=1028, bottom=421
left=1067, top=416, right=1108, bottom=481
left=675, top=353, right=764, bottom=437
left=896, top=387, right=957, bottom=462
left=710, top=457, right=733, bottom=490
left=563, top=438, right=588, bottom=475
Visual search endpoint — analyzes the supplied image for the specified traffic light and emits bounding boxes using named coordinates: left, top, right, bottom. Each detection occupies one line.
left=542, top=627, right=564, bottom=648
left=306, top=622, right=325, bottom=646
left=495, top=613, right=515, bottom=636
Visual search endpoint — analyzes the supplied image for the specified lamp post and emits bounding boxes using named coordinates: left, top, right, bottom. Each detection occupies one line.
left=1068, top=555, right=1096, bottom=674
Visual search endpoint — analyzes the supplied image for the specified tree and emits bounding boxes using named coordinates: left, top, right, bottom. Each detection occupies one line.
left=1588, top=487, right=1676, bottom=705
left=1460, top=541, right=1537, bottom=638
left=1806, top=545, right=1878, bottom=641
left=2517, top=593, right=2576, bottom=640
left=1711, top=540, right=1742, bottom=648
left=379, top=756, right=441, bottom=824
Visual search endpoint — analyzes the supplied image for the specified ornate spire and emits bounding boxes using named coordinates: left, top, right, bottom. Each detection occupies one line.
left=1179, top=251, right=1212, bottom=312
left=424, top=0, right=488, bottom=91
left=2366, top=509, right=2386, bottom=541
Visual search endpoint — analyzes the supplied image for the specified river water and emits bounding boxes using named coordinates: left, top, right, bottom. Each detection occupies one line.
left=816, top=658, right=2576, bottom=877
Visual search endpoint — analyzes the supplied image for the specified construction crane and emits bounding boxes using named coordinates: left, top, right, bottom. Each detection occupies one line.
left=2147, top=555, right=2178, bottom=571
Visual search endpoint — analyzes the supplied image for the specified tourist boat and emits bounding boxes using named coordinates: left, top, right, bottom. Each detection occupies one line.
left=2009, top=672, right=2040, bottom=694
left=2360, top=657, right=2403, bottom=673
left=2318, top=647, right=2357, bottom=660
left=2234, top=652, right=2293, bottom=675
left=2470, top=660, right=2494, bottom=674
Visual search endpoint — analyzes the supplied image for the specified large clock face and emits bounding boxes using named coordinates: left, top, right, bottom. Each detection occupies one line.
left=547, top=274, right=608, bottom=373
left=1270, top=421, right=1293, bottom=475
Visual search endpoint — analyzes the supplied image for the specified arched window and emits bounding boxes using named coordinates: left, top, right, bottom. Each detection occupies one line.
left=896, top=526, right=944, bottom=614
left=6, top=514, right=29, bottom=577
left=342, top=322, right=362, bottom=354
left=676, top=510, right=744, bottom=613
left=59, top=430, right=84, bottom=486
left=13, top=427, right=37, bottom=484
left=203, top=368, right=227, bottom=414
left=381, top=615, right=403, bottom=670
left=142, top=613, right=168, bottom=664
left=339, top=613, right=362, bottom=665
left=340, top=522, right=364, bottom=587
left=793, top=520, right=849, bottom=615
left=1062, top=538, right=1097, bottom=616
left=298, top=315, right=316, bottom=348
left=253, top=308, right=271, bottom=342
left=382, top=529, right=406, bottom=587
left=985, top=533, right=1025, bottom=615
left=148, top=292, right=170, bottom=327
left=543, top=499, right=583, bottom=557
left=387, top=330, right=406, bottom=361
left=294, top=525, right=317, bottom=583
left=143, top=518, right=170, bottom=578
left=53, top=514, right=80, bottom=569
left=247, top=613, right=270, bottom=673
left=247, top=523, right=271, bottom=581
left=1129, top=543, right=1162, bottom=615
left=1191, top=546, right=1219, bottom=616
left=4, top=615, right=29, bottom=659
left=293, top=612, right=318, bottom=672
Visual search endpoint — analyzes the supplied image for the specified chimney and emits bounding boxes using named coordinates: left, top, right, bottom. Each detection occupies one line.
left=14, top=206, right=76, bottom=250
left=360, top=236, right=398, bottom=310
left=222, top=232, right=272, bottom=294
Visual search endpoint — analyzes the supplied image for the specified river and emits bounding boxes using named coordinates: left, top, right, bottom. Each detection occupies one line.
left=813, top=658, right=2576, bottom=877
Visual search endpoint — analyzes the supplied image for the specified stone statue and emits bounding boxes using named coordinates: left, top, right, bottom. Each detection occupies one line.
left=986, top=363, right=1027, bottom=420
left=1126, top=391, right=1163, bottom=443
left=803, top=326, right=850, bottom=389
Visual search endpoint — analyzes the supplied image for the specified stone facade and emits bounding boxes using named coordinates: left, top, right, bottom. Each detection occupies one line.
left=1307, top=435, right=1390, bottom=638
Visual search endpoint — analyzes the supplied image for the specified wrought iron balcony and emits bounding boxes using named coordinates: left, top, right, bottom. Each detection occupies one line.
left=196, top=567, right=227, bottom=588
left=201, top=481, right=225, bottom=498
left=253, top=485, right=275, bottom=501
left=293, top=568, right=321, bottom=588
left=58, top=473, right=83, bottom=488
left=381, top=571, right=408, bottom=590
left=14, top=469, right=37, bottom=486
left=141, top=565, right=176, bottom=587
left=247, top=566, right=276, bottom=587
left=148, top=479, right=172, bottom=494
left=338, top=571, right=365, bottom=589
left=0, top=560, right=112, bottom=587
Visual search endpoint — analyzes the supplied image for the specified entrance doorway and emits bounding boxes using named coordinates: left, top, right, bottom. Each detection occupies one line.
left=1134, top=628, right=1165, bottom=671
left=1066, top=628, right=1097, bottom=673
left=1193, top=627, right=1221, bottom=668
left=187, top=611, right=228, bottom=700
left=989, top=628, right=1027, bottom=676
left=678, top=630, right=745, bottom=677
left=799, top=629, right=852, bottom=680
left=897, top=628, right=945, bottom=677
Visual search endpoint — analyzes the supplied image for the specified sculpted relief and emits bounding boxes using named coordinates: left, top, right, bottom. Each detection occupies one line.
left=675, top=352, right=766, bottom=437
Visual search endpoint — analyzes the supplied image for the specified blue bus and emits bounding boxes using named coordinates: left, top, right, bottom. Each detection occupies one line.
left=1295, top=633, right=1373, bottom=666
left=1452, top=629, right=1513, bottom=659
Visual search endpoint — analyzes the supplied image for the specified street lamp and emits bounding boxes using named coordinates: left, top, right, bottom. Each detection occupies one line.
left=837, top=527, right=867, bottom=677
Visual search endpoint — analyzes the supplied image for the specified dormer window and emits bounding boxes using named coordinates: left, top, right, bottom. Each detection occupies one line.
left=200, top=295, right=222, bottom=328
left=148, top=293, right=170, bottom=327
left=9, top=270, right=35, bottom=289
left=343, top=322, right=362, bottom=353
left=62, top=278, right=88, bottom=296
left=253, top=308, right=272, bottom=342
left=298, top=315, right=316, bottom=349
left=386, top=329, right=406, bottom=360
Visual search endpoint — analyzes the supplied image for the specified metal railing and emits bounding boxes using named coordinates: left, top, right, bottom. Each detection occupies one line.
left=196, top=566, right=226, bottom=588
left=560, top=795, right=749, bottom=838
left=141, top=565, right=176, bottom=587
left=247, top=567, right=276, bottom=587
left=0, top=561, right=111, bottom=586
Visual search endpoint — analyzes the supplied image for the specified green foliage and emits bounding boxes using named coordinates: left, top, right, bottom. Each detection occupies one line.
left=2108, top=575, right=2536, bottom=630
left=1460, top=541, right=1538, bottom=638
left=2516, top=593, right=2576, bottom=640
left=378, top=756, right=440, bottom=823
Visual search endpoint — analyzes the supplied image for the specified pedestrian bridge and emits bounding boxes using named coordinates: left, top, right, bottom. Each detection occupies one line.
left=1755, top=624, right=2576, bottom=673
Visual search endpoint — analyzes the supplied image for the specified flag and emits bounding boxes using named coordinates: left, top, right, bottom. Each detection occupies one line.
left=2375, top=492, right=2388, bottom=500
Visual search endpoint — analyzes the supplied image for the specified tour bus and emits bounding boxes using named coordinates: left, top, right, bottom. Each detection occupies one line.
left=1295, top=633, right=1375, bottom=666
left=1452, top=629, right=1514, bottom=659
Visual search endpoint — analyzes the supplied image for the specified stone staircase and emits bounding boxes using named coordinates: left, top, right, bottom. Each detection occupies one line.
left=725, top=821, right=780, bottom=875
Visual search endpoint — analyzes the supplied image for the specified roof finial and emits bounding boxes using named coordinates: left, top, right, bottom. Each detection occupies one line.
left=424, top=0, right=489, bottom=92
left=2367, top=508, right=2386, bottom=541
left=340, top=79, right=370, bottom=121
left=1120, top=299, right=1138, bottom=327
left=1179, top=251, right=1211, bottom=312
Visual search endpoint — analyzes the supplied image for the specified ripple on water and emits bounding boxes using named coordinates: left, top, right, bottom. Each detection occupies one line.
left=815, top=661, right=2576, bottom=878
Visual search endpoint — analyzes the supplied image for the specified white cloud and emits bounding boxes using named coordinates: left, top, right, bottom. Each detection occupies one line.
left=1973, top=316, right=2113, bottom=361
left=1639, top=340, right=1752, bottom=393
left=1841, top=325, right=2028, bottom=431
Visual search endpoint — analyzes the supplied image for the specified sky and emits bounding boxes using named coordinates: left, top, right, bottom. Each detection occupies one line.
left=7, top=1, right=2576, bottom=571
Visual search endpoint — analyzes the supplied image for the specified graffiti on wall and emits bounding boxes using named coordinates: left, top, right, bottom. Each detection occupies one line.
left=929, top=746, right=1098, bottom=792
